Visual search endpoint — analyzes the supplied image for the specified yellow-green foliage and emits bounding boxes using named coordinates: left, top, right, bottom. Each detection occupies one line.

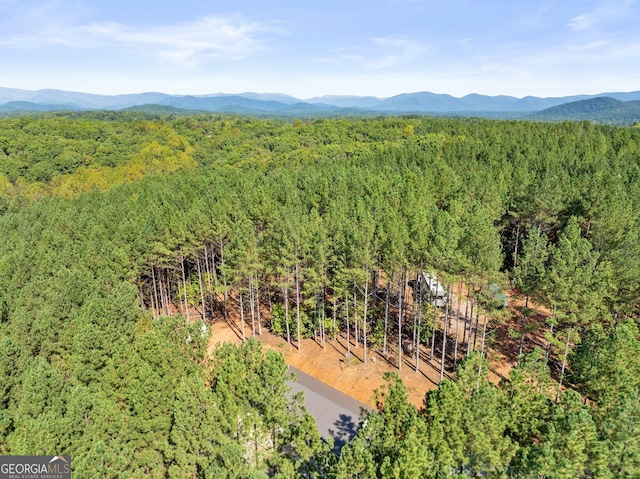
left=49, top=135, right=196, bottom=199
left=0, top=120, right=196, bottom=201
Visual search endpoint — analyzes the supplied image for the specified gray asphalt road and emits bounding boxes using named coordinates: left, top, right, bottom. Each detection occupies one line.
left=288, top=366, right=372, bottom=453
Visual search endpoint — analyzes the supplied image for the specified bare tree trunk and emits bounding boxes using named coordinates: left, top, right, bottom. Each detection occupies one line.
left=151, top=265, right=159, bottom=320
left=196, top=253, right=206, bottom=321
left=480, top=314, right=488, bottom=357
left=383, top=273, right=390, bottom=354
left=345, top=293, right=351, bottom=357
left=332, top=295, right=337, bottom=340
left=415, top=271, right=424, bottom=372
left=467, top=291, right=475, bottom=357
left=462, top=282, right=470, bottom=346
left=220, top=240, right=228, bottom=320
left=157, top=268, right=164, bottom=317
left=518, top=295, right=529, bottom=362
left=321, top=284, right=326, bottom=348
left=167, top=269, right=174, bottom=315
left=313, top=300, right=318, bottom=342
left=430, top=300, right=437, bottom=361
left=239, top=288, right=246, bottom=341
left=363, top=267, right=369, bottom=364
left=295, top=262, right=301, bottom=351
left=398, top=270, right=404, bottom=370
left=476, top=314, right=489, bottom=391
left=556, top=326, right=572, bottom=402
left=467, top=295, right=476, bottom=357
left=283, top=280, right=290, bottom=344
left=204, top=244, right=215, bottom=319
left=440, top=286, right=451, bottom=382
left=180, top=248, right=189, bottom=324
left=411, top=273, right=420, bottom=366
left=472, top=309, right=480, bottom=351
left=454, top=278, right=462, bottom=367
left=249, top=276, right=256, bottom=337
left=158, top=269, right=168, bottom=316
left=255, top=273, right=262, bottom=336
left=353, top=283, right=359, bottom=347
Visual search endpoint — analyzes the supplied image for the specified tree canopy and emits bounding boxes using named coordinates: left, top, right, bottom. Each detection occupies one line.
left=0, top=112, right=639, bottom=477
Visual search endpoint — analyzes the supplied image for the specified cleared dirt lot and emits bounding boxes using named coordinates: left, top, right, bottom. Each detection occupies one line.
left=206, top=287, right=547, bottom=409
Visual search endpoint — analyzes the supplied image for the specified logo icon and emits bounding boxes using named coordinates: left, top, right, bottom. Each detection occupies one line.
left=0, top=455, right=71, bottom=479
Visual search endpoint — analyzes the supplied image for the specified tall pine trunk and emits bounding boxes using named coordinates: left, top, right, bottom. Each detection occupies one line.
left=466, top=288, right=475, bottom=357
left=462, top=283, right=469, bottom=346
left=196, top=253, right=206, bottom=321
left=440, top=285, right=451, bottom=382
left=253, top=273, right=262, bottom=336
left=480, top=314, right=488, bottom=358
left=158, top=269, right=167, bottom=316
left=430, top=299, right=437, bottom=361
left=345, top=293, right=351, bottom=356
left=415, top=271, right=424, bottom=373
left=295, top=262, right=301, bottom=351
left=363, top=267, right=369, bottom=364
left=453, top=278, right=462, bottom=367
left=518, top=295, right=529, bottom=362
left=283, top=279, right=291, bottom=344
left=513, top=221, right=521, bottom=268
left=472, top=309, right=480, bottom=351
left=239, top=289, right=246, bottom=341
left=220, top=240, right=228, bottom=320
left=321, top=284, right=326, bottom=348
left=203, top=244, right=214, bottom=319
left=249, top=276, right=256, bottom=337
left=332, top=295, right=337, bottom=341
left=398, top=270, right=405, bottom=371
left=353, top=284, right=359, bottom=347
left=180, top=248, right=189, bottom=324
left=556, top=326, right=572, bottom=402
left=383, top=273, right=390, bottom=354
left=151, top=265, right=159, bottom=320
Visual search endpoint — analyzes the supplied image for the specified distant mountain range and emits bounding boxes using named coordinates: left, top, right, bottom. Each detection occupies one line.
left=525, top=97, right=640, bottom=124
left=1, top=87, right=640, bottom=123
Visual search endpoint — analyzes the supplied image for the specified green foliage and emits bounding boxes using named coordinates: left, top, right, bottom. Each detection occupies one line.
left=528, top=390, right=607, bottom=479
left=570, top=321, right=640, bottom=476
left=1, top=113, right=640, bottom=476
left=209, top=339, right=333, bottom=476
left=425, top=355, right=518, bottom=476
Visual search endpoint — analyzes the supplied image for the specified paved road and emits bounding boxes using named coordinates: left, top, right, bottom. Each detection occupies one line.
left=288, top=366, right=372, bottom=453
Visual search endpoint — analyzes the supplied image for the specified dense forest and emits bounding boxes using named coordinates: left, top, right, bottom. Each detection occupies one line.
left=0, top=112, right=639, bottom=477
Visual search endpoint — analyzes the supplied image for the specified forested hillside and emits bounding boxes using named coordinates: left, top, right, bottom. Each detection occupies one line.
left=0, top=113, right=639, bottom=477
left=527, top=97, right=640, bottom=125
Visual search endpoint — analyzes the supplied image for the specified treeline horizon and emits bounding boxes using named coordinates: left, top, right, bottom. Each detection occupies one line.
left=0, top=113, right=638, bottom=477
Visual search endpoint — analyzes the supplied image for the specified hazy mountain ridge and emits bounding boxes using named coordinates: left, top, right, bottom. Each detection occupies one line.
left=2, top=87, right=640, bottom=122
left=0, top=101, right=74, bottom=112
left=526, top=97, right=640, bottom=125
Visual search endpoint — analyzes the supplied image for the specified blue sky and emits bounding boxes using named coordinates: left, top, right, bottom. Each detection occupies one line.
left=1, top=0, right=639, bottom=98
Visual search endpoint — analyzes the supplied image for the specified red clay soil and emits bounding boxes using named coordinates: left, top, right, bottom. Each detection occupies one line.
left=207, top=314, right=441, bottom=409
left=204, top=287, right=548, bottom=409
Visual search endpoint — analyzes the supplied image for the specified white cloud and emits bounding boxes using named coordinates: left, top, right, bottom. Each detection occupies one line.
left=0, top=15, right=274, bottom=66
left=369, top=36, right=426, bottom=68
left=568, top=0, right=635, bottom=31
left=455, top=37, right=474, bottom=48
left=338, top=36, right=427, bottom=70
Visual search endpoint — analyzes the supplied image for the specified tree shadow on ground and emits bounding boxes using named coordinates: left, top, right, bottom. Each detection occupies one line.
left=328, top=413, right=358, bottom=454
